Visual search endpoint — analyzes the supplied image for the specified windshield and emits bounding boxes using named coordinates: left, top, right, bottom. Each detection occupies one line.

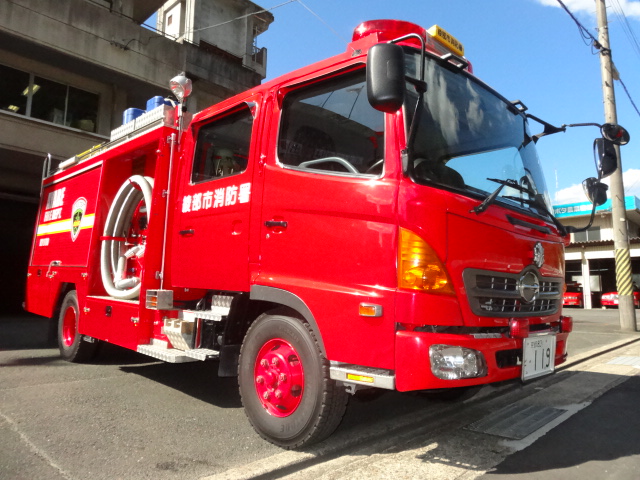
left=404, top=51, right=553, bottom=218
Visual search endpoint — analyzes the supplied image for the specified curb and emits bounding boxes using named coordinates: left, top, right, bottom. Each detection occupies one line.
left=559, top=336, right=640, bottom=370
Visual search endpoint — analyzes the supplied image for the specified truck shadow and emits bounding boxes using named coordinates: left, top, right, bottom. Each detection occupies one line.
left=119, top=360, right=242, bottom=409
left=478, top=375, right=640, bottom=477
left=0, top=313, right=56, bottom=350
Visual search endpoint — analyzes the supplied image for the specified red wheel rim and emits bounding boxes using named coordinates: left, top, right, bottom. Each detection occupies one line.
left=61, top=304, right=77, bottom=347
left=254, top=338, right=304, bottom=417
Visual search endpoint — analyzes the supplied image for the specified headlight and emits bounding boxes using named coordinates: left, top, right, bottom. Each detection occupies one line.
left=429, top=345, right=487, bottom=380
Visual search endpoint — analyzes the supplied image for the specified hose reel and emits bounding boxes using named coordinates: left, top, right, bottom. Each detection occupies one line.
left=100, top=175, right=154, bottom=300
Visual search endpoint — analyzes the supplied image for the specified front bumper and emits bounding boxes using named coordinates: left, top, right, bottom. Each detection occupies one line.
left=395, top=327, right=569, bottom=391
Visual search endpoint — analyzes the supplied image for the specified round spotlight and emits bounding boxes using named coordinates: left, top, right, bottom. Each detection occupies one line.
left=169, top=74, right=192, bottom=102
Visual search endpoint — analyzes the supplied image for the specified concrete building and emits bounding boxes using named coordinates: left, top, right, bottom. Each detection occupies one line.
left=554, top=196, right=640, bottom=309
left=0, top=0, right=273, bottom=312
left=157, top=0, right=271, bottom=79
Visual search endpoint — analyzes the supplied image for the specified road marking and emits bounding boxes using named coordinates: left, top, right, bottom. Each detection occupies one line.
left=0, top=410, right=74, bottom=480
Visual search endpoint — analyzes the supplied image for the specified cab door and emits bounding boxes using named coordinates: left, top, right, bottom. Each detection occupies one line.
left=257, top=70, right=399, bottom=369
left=171, top=99, right=259, bottom=291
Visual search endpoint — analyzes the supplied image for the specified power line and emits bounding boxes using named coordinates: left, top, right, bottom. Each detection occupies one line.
left=295, top=0, right=350, bottom=45
left=609, top=0, right=640, bottom=62
left=556, top=0, right=607, bottom=53
left=187, top=0, right=296, bottom=35
left=554, top=0, right=640, bottom=121
left=174, top=0, right=349, bottom=51
left=618, top=77, right=640, bottom=118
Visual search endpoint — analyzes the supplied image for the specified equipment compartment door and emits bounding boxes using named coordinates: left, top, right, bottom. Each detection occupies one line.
left=172, top=101, right=259, bottom=291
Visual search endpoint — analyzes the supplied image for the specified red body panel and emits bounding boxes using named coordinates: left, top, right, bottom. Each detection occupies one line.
left=25, top=125, right=175, bottom=347
left=32, top=163, right=102, bottom=267
left=171, top=94, right=264, bottom=293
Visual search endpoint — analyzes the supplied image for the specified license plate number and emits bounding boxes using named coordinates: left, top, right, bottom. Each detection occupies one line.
left=522, top=335, right=556, bottom=381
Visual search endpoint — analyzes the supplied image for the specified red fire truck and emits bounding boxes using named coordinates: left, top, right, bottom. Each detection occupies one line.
left=25, top=20, right=626, bottom=448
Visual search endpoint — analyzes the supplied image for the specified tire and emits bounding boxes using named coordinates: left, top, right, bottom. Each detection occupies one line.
left=58, top=290, right=98, bottom=363
left=238, top=314, right=349, bottom=449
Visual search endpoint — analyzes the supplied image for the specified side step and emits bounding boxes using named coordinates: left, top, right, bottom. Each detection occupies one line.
left=138, top=295, right=234, bottom=363
left=330, top=362, right=396, bottom=390
left=138, top=340, right=219, bottom=363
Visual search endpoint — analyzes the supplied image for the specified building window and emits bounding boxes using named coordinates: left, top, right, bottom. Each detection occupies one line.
left=0, top=64, right=30, bottom=115
left=0, top=64, right=98, bottom=132
left=574, top=226, right=601, bottom=242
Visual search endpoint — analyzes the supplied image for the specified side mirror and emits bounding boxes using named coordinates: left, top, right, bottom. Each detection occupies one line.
left=583, top=177, right=608, bottom=206
left=594, top=138, right=618, bottom=179
left=366, top=43, right=405, bottom=113
left=600, top=123, right=630, bottom=145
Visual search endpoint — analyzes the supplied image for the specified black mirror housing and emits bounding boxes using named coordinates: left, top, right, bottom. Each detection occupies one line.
left=601, top=123, right=630, bottom=145
left=595, top=138, right=618, bottom=179
left=366, top=43, right=406, bottom=113
left=583, top=177, right=608, bottom=206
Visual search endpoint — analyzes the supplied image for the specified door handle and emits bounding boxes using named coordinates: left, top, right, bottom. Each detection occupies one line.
left=264, top=220, right=288, bottom=228
left=179, top=229, right=195, bottom=235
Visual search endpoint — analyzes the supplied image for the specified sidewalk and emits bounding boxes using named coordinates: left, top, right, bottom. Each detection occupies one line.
left=476, top=309, right=640, bottom=478
left=481, top=373, right=640, bottom=479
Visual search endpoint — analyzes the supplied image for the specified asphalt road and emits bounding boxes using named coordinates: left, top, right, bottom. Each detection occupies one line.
left=1, top=309, right=638, bottom=480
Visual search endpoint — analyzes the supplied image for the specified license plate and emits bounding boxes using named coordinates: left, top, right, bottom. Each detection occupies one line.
left=522, top=334, right=556, bottom=381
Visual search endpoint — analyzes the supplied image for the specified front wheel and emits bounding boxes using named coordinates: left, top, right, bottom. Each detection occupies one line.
left=238, top=314, right=348, bottom=449
left=58, top=290, right=98, bottom=362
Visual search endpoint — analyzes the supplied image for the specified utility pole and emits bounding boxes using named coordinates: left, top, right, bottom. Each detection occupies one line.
left=595, top=0, right=637, bottom=331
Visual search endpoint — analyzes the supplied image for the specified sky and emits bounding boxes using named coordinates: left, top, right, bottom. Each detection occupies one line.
left=249, top=0, right=640, bottom=206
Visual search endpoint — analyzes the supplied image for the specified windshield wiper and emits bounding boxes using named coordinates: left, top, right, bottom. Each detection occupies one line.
left=502, top=195, right=568, bottom=236
left=472, top=178, right=529, bottom=215
left=473, top=179, right=568, bottom=235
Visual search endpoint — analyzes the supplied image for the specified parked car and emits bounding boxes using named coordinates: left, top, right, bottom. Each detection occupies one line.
left=601, top=290, right=640, bottom=308
left=563, top=283, right=584, bottom=308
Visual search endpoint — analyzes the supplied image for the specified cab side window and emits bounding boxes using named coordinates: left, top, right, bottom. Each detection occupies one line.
left=278, top=71, right=385, bottom=176
left=191, top=106, right=253, bottom=183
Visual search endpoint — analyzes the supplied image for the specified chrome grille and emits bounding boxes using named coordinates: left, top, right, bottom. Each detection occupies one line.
left=463, top=268, right=562, bottom=317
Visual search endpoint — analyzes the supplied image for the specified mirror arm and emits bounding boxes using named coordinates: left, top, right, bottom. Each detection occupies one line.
left=564, top=122, right=602, bottom=129
left=389, top=33, right=426, bottom=174
left=405, top=76, right=427, bottom=94
left=561, top=203, right=597, bottom=235
left=537, top=202, right=569, bottom=237
left=390, top=33, right=425, bottom=81
left=524, top=115, right=629, bottom=145
left=526, top=113, right=567, bottom=142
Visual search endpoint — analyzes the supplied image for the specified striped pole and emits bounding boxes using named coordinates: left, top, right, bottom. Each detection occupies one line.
left=597, top=1, right=637, bottom=331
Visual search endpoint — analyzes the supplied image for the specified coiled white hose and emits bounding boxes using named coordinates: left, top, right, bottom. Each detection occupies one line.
left=100, top=175, right=154, bottom=299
